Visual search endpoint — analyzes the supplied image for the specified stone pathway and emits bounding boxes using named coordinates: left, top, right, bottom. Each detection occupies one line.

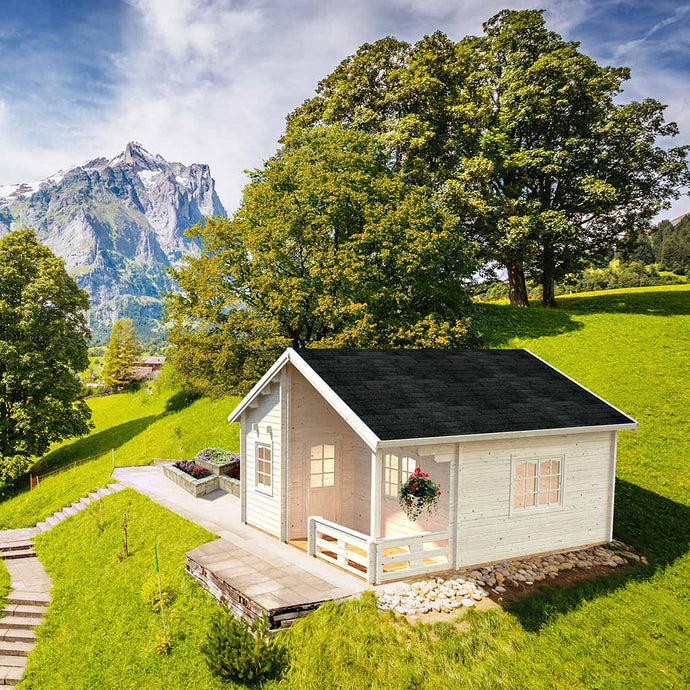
left=0, top=528, right=49, bottom=687
left=0, top=482, right=125, bottom=686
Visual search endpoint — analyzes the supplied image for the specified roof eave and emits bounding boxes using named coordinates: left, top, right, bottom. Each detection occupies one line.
left=228, top=348, right=381, bottom=451
left=378, top=421, right=639, bottom=449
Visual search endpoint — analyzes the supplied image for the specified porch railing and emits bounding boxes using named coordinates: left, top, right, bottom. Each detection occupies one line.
left=307, top=516, right=450, bottom=585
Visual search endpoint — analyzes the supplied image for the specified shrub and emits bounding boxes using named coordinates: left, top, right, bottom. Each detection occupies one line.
left=141, top=575, right=174, bottom=611
left=174, top=461, right=211, bottom=479
left=154, top=632, right=171, bottom=655
left=202, top=611, right=286, bottom=686
left=195, top=447, right=239, bottom=465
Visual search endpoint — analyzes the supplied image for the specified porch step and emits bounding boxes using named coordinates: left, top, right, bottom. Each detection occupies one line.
left=0, top=656, right=26, bottom=669
left=6, top=592, right=50, bottom=607
left=0, top=629, right=35, bottom=644
left=0, top=549, right=36, bottom=561
left=2, top=605, right=46, bottom=619
left=0, top=664, right=25, bottom=686
left=0, top=641, right=32, bottom=657
left=0, top=617, right=42, bottom=631
left=0, top=543, right=33, bottom=553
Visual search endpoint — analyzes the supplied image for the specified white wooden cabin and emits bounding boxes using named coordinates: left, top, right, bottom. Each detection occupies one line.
left=228, top=349, right=637, bottom=585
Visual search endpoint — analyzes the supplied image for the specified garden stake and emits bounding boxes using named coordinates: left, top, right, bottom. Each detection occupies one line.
left=154, top=544, right=167, bottom=634
left=122, top=511, right=128, bottom=558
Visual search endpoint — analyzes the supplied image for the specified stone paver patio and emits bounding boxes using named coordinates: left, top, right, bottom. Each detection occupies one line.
left=113, top=465, right=367, bottom=626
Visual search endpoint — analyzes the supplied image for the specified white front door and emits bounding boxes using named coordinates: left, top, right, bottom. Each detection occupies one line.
left=305, top=441, right=338, bottom=523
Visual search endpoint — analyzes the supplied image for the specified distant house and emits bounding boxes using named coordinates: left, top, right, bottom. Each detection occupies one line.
left=227, top=348, right=637, bottom=585
left=133, top=356, right=166, bottom=381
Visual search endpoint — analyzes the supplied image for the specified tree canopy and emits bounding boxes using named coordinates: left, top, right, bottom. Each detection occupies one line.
left=0, top=229, right=92, bottom=485
left=103, top=318, right=141, bottom=389
left=288, top=9, right=689, bottom=306
left=166, top=126, right=479, bottom=395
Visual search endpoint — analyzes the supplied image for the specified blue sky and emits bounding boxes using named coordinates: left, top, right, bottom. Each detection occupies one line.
left=1, top=0, right=688, bottom=218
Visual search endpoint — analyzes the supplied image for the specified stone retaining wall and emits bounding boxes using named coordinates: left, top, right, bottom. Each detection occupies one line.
left=162, top=463, right=219, bottom=497
left=219, top=475, right=241, bottom=497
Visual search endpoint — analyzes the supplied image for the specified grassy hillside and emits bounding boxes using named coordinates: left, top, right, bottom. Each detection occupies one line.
left=4, top=285, right=689, bottom=688
left=0, top=376, right=240, bottom=529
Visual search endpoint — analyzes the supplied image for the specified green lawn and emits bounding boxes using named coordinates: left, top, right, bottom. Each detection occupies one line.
left=25, top=490, right=227, bottom=690
left=6, top=285, right=690, bottom=688
left=0, top=379, right=240, bottom=530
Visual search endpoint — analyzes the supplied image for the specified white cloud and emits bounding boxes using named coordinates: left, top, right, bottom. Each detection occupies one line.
left=0, top=0, right=686, bottom=220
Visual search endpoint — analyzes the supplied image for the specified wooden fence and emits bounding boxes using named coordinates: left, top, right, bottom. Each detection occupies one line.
left=29, top=450, right=113, bottom=490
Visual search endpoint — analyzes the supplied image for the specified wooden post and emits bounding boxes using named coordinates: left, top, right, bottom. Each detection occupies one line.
left=307, top=517, right=317, bottom=556
left=370, top=450, right=382, bottom=540
left=367, top=540, right=378, bottom=586
left=112, top=448, right=115, bottom=467
left=122, top=512, right=129, bottom=559
left=448, top=443, right=460, bottom=570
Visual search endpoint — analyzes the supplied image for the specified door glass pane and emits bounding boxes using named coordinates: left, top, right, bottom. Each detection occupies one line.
left=324, top=444, right=335, bottom=458
left=311, top=460, right=322, bottom=474
left=311, top=445, right=322, bottom=460
left=323, top=473, right=334, bottom=487
left=310, top=474, right=322, bottom=488
left=323, top=458, right=334, bottom=473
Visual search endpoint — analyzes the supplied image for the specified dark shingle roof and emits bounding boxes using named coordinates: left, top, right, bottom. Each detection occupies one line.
left=296, top=349, right=635, bottom=441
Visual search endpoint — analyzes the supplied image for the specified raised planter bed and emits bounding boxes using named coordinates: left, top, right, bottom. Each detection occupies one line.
left=162, top=463, right=219, bottom=498
left=194, top=449, right=240, bottom=477
left=219, top=474, right=241, bottom=497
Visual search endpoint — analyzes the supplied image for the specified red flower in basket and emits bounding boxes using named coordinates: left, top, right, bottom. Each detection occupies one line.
left=399, top=467, right=441, bottom=521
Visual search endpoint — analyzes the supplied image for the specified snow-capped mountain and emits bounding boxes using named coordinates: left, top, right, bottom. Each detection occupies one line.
left=0, top=142, right=226, bottom=341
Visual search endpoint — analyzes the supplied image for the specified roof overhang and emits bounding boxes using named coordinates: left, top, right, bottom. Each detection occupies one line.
left=378, top=421, right=638, bottom=449
left=227, top=348, right=381, bottom=450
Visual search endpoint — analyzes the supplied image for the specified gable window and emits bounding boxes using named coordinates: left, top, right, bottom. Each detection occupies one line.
left=384, top=453, right=416, bottom=497
left=513, top=457, right=563, bottom=510
left=310, top=443, right=335, bottom=488
left=256, top=444, right=273, bottom=495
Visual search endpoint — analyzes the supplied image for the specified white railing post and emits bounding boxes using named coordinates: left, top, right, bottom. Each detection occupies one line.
left=370, top=450, right=382, bottom=539
left=307, top=516, right=317, bottom=557
left=367, top=539, right=378, bottom=585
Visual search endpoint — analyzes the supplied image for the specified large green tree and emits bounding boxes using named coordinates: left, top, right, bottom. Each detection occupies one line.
left=288, top=10, right=689, bottom=306
left=0, top=229, right=92, bottom=485
left=166, top=126, right=479, bottom=395
left=102, top=318, right=141, bottom=389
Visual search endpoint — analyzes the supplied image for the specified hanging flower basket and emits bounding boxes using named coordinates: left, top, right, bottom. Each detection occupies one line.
left=399, top=467, right=441, bottom=521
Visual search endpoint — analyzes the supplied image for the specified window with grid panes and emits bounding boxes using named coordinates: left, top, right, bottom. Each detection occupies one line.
left=384, top=453, right=417, bottom=497
left=310, top=443, right=335, bottom=488
left=513, top=457, right=562, bottom=509
left=255, top=444, right=272, bottom=494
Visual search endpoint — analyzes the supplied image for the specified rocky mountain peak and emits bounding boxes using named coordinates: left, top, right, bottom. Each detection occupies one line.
left=0, top=144, right=227, bottom=342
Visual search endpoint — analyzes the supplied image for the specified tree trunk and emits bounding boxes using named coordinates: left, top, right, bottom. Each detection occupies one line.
left=541, top=247, right=558, bottom=308
left=507, top=264, right=529, bottom=307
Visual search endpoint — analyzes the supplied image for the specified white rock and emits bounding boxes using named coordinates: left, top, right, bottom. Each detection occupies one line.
left=461, top=598, right=475, bottom=607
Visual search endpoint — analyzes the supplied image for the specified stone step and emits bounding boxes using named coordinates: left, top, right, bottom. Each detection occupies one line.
left=87, top=493, right=101, bottom=501
left=78, top=496, right=92, bottom=506
left=0, top=641, right=32, bottom=658
left=6, top=592, right=50, bottom=607
left=0, top=656, right=26, bottom=669
left=0, top=542, right=34, bottom=553
left=62, top=506, right=77, bottom=517
left=95, top=487, right=112, bottom=498
left=0, top=617, right=42, bottom=631
left=2, top=605, right=47, bottom=619
left=53, top=512, right=66, bottom=522
left=70, top=502, right=86, bottom=512
left=0, top=629, right=36, bottom=644
left=0, top=550, right=36, bottom=561
left=108, top=483, right=124, bottom=493
left=35, top=522, right=50, bottom=533
left=44, top=516, right=59, bottom=527
left=0, top=665, right=24, bottom=686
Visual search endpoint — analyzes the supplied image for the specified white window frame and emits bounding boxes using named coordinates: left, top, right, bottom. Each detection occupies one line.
left=255, top=442, right=273, bottom=496
left=383, top=452, right=418, bottom=499
left=509, top=454, right=565, bottom=516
